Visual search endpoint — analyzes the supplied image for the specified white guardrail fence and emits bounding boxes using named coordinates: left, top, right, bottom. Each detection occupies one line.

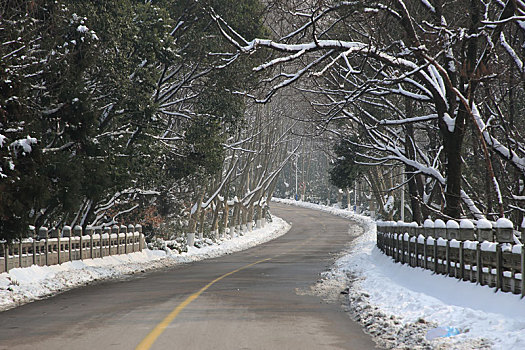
left=0, top=224, right=144, bottom=273
left=376, top=218, right=525, bottom=296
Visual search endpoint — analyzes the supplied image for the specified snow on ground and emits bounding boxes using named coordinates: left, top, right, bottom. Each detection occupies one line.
left=0, top=216, right=290, bottom=311
left=272, top=198, right=525, bottom=350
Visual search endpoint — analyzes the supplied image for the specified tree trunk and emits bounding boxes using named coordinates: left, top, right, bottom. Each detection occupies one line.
left=404, top=120, right=423, bottom=223
left=198, top=209, right=206, bottom=240
left=240, top=205, right=248, bottom=234
left=231, top=202, right=240, bottom=237
left=211, top=201, right=221, bottom=240
left=247, top=204, right=254, bottom=231
left=221, top=201, right=229, bottom=238
left=256, top=203, right=263, bottom=229
left=443, top=136, right=464, bottom=218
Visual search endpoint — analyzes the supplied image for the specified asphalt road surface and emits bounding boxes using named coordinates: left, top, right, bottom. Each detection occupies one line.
left=0, top=203, right=376, bottom=350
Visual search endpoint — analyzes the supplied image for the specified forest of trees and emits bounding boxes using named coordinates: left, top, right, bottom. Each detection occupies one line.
left=2, top=0, right=525, bottom=241
left=216, top=0, right=525, bottom=227
left=0, top=0, right=299, bottom=241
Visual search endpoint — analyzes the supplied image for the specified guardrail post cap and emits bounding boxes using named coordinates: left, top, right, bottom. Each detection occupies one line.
left=62, top=226, right=72, bottom=237
left=38, top=227, right=48, bottom=239
left=73, top=225, right=82, bottom=236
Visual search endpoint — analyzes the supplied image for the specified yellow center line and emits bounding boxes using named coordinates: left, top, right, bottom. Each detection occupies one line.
left=136, top=235, right=317, bottom=350
left=135, top=257, right=271, bottom=350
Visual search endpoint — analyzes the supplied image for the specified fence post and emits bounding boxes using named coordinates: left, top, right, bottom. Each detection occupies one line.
left=112, top=225, right=120, bottom=255
left=29, top=227, right=36, bottom=266
left=106, top=227, right=112, bottom=256
left=446, top=220, right=459, bottom=240
left=46, top=233, right=49, bottom=266
left=39, top=227, right=49, bottom=266
left=445, top=240, right=450, bottom=276
left=414, top=234, right=419, bottom=267
left=398, top=233, right=402, bottom=262
left=459, top=219, right=475, bottom=240
left=18, top=240, right=22, bottom=268
left=521, top=245, right=525, bottom=298
left=424, top=219, right=434, bottom=238
left=387, top=233, right=391, bottom=256
left=128, top=224, right=135, bottom=253
left=388, top=232, right=394, bottom=258
left=495, top=218, right=514, bottom=243
left=400, top=233, right=405, bottom=264
left=74, top=225, right=82, bottom=260
left=100, top=228, right=105, bottom=258
left=32, top=238, right=36, bottom=266
left=477, top=219, right=494, bottom=242
left=57, top=229, right=62, bottom=264
left=63, top=226, right=72, bottom=262
left=433, top=238, right=438, bottom=273
left=390, top=231, right=396, bottom=260
left=69, top=230, right=73, bottom=262
left=496, top=243, right=502, bottom=292
left=459, top=241, right=464, bottom=281
left=435, top=219, right=446, bottom=238
left=86, top=226, right=94, bottom=259
left=476, top=243, right=482, bottom=285
left=121, top=225, right=127, bottom=254
left=424, top=237, right=428, bottom=270
left=407, top=235, right=411, bottom=267
left=394, top=234, right=399, bottom=262
left=136, top=224, right=143, bottom=251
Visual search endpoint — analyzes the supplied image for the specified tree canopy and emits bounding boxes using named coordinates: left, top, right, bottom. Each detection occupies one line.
left=0, top=0, right=271, bottom=240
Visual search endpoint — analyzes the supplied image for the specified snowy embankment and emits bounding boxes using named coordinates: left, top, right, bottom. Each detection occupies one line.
left=0, top=217, right=290, bottom=311
left=272, top=198, right=525, bottom=350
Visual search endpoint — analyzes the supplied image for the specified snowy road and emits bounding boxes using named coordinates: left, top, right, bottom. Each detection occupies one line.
left=0, top=203, right=375, bottom=350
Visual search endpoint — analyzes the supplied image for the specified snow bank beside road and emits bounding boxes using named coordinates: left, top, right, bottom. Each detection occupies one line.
left=273, top=198, right=525, bottom=350
left=0, top=216, right=290, bottom=311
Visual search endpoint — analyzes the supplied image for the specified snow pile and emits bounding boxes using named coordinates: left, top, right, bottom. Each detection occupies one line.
left=477, top=219, right=493, bottom=229
left=340, top=226, right=525, bottom=349
left=446, top=220, right=459, bottom=229
left=460, top=219, right=475, bottom=229
left=434, top=218, right=446, bottom=229
left=495, top=218, right=513, bottom=229
left=274, top=198, right=525, bottom=350
left=0, top=217, right=290, bottom=311
left=424, top=218, right=434, bottom=228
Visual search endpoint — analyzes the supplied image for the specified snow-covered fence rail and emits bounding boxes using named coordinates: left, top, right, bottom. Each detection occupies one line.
left=0, top=224, right=144, bottom=273
left=376, top=220, right=525, bottom=297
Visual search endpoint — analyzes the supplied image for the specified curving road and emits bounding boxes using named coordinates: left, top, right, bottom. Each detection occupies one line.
left=0, top=203, right=376, bottom=350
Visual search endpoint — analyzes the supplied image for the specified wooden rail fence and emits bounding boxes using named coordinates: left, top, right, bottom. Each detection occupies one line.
left=376, top=221, right=525, bottom=297
left=0, top=224, right=144, bottom=273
